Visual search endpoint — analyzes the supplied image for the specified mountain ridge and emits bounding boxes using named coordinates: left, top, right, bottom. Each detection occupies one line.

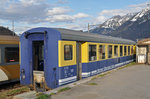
left=90, top=4, right=150, bottom=41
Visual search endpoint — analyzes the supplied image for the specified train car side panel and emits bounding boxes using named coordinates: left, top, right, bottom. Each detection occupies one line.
left=58, top=40, right=77, bottom=86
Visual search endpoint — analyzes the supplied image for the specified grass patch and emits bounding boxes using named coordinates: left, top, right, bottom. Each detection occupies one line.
left=58, top=87, right=71, bottom=93
left=0, top=86, right=30, bottom=99
left=6, top=87, right=30, bottom=96
left=98, top=72, right=109, bottom=77
left=50, top=92, right=55, bottom=96
left=87, top=83, right=97, bottom=85
left=118, top=62, right=136, bottom=70
left=91, top=76, right=97, bottom=80
left=91, top=71, right=111, bottom=80
left=36, top=94, right=50, bottom=99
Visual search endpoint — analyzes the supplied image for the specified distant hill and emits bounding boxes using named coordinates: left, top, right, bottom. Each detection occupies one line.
left=90, top=5, right=150, bottom=41
left=0, top=26, right=17, bottom=36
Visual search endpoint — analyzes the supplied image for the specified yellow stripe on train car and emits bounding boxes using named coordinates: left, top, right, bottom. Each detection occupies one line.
left=58, top=40, right=76, bottom=67
left=81, top=42, right=135, bottom=63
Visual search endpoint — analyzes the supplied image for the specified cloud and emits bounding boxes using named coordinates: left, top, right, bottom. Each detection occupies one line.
left=73, top=13, right=89, bottom=19
left=54, top=23, right=87, bottom=31
left=47, top=7, right=71, bottom=15
left=94, top=1, right=150, bottom=24
left=95, top=15, right=107, bottom=23
left=0, top=0, right=49, bottom=23
left=0, top=0, right=88, bottom=24
left=128, top=1, right=150, bottom=8
left=46, top=13, right=89, bottom=23
left=56, top=0, right=68, bottom=4
left=15, top=26, right=32, bottom=34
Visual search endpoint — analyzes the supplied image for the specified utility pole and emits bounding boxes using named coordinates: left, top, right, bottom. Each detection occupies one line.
left=12, top=20, right=15, bottom=36
left=88, top=23, right=90, bottom=33
left=87, top=23, right=100, bottom=33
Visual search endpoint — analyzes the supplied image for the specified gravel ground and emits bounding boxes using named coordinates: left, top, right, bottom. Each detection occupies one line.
left=51, top=64, right=150, bottom=99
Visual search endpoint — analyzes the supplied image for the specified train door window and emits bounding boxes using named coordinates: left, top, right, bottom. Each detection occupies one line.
left=5, top=47, right=19, bottom=63
left=108, top=45, right=112, bottom=58
left=120, top=46, right=123, bottom=56
left=114, top=45, right=118, bottom=57
left=124, top=46, right=127, bottom=56
left=128, top=46, right=130, bottom=55
left=99, top=45, right=105, bottom=59
left=89, top=45, right=96, bottom=61
left=64, top=45, right=73, bottom=60
left=32, top=41, right=44, bottom=71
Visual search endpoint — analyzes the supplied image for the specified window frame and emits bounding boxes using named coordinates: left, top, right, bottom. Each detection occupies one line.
left=5, top=47, right=19, bottom=63
left=99, top=45, right=105, bottom=60
left=114, top=45, right=118, bottom=57
left=108, top=45, right=112, bottom=59
left=128, top=46, right=130, bottom=56
left=131, top=46, right=133, bottom=55
left=120, top=46, right=123, bottom=57
left=64, top=45, right=73, bottom=61
left=124, top=46, right=127, bottom=56
left=58, top=41, right=76, bottom=67
left=89, top=44, right=97, bottom=61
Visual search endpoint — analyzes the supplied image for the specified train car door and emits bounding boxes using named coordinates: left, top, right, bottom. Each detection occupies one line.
left=32, top=40, right=46, bottom=91
left=32, top=41, right=44, bottom=71
left=76, top=42, right=82, bottom=80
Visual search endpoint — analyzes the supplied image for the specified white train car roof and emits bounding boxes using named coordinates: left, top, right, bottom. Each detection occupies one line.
left=55, top=28, right=136, bottom=45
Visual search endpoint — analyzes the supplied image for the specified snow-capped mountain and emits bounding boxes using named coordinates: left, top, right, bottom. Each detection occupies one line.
left=131, top=4, right=150, bottom=22
left=90, top=13, right=135, bottom=34
left=101, top=13, right=134, bottom=29
left=90, top=4, right=150, bottom=41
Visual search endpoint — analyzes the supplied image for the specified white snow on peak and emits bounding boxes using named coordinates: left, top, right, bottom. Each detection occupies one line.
left=101, top=14, right=133, bottom=29
left=131, top=4, right=150, bottom=22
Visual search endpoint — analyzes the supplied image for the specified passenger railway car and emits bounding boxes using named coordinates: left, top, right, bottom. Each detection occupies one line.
left=20, top=27, right=136, bottom=91
left=0, top=35, right=19, bottom=84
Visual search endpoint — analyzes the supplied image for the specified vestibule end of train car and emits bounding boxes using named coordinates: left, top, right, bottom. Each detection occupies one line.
left=20, top=27, right=61, bottom=90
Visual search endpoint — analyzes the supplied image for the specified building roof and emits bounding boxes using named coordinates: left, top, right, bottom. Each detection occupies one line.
left=0, top=26, right=17, bottom=36
left=137, top=38, right=150, bottom=45
left=56, top=28, right=136, bottom=45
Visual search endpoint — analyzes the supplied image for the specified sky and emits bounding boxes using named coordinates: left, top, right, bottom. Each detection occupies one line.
left=0, top=0, right=150, bottom=34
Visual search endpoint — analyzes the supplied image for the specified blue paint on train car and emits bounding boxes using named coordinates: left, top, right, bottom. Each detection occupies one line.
left=59, top=65, right=77, bottom=86
left=82, top=55, right=134, bottom=79
left=20, top=33, right=31, bottom=85
left=20, top=27, right=61, bottom=89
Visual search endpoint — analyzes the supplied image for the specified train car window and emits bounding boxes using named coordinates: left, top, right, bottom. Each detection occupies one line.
left=120, top=46, right=123, bottom=56
left=0, top=49, right=1, bottom=63
left=114, top=45, right=118, bottom=57
left=128, top=46, right=130, bottom=55
left=99, top=45, right=105, bottom=59
left=124, top=46, right=127, bottom=56
left=5, top=47, right=19, bottom=63
left=108, top=45, right=112, bottom=58
left=131, top=46, right=133, bottom=54
left=89, top=45, right=97, bottom=61
left=64, top=45, right=72, bottom=60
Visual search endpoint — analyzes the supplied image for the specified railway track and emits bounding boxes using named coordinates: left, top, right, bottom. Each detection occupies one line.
left=0, top=81, right=21, bottom=92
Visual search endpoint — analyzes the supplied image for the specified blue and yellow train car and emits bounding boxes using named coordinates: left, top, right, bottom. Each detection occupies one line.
left=0, top=35, right=19, bottom=84
left=20, top=27, right=136, bottom=90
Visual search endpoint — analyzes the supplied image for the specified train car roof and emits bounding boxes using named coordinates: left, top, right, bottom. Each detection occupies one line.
left=0, top=35, right=19, bottom=44
left=55, top=28, right=136, bottom=45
